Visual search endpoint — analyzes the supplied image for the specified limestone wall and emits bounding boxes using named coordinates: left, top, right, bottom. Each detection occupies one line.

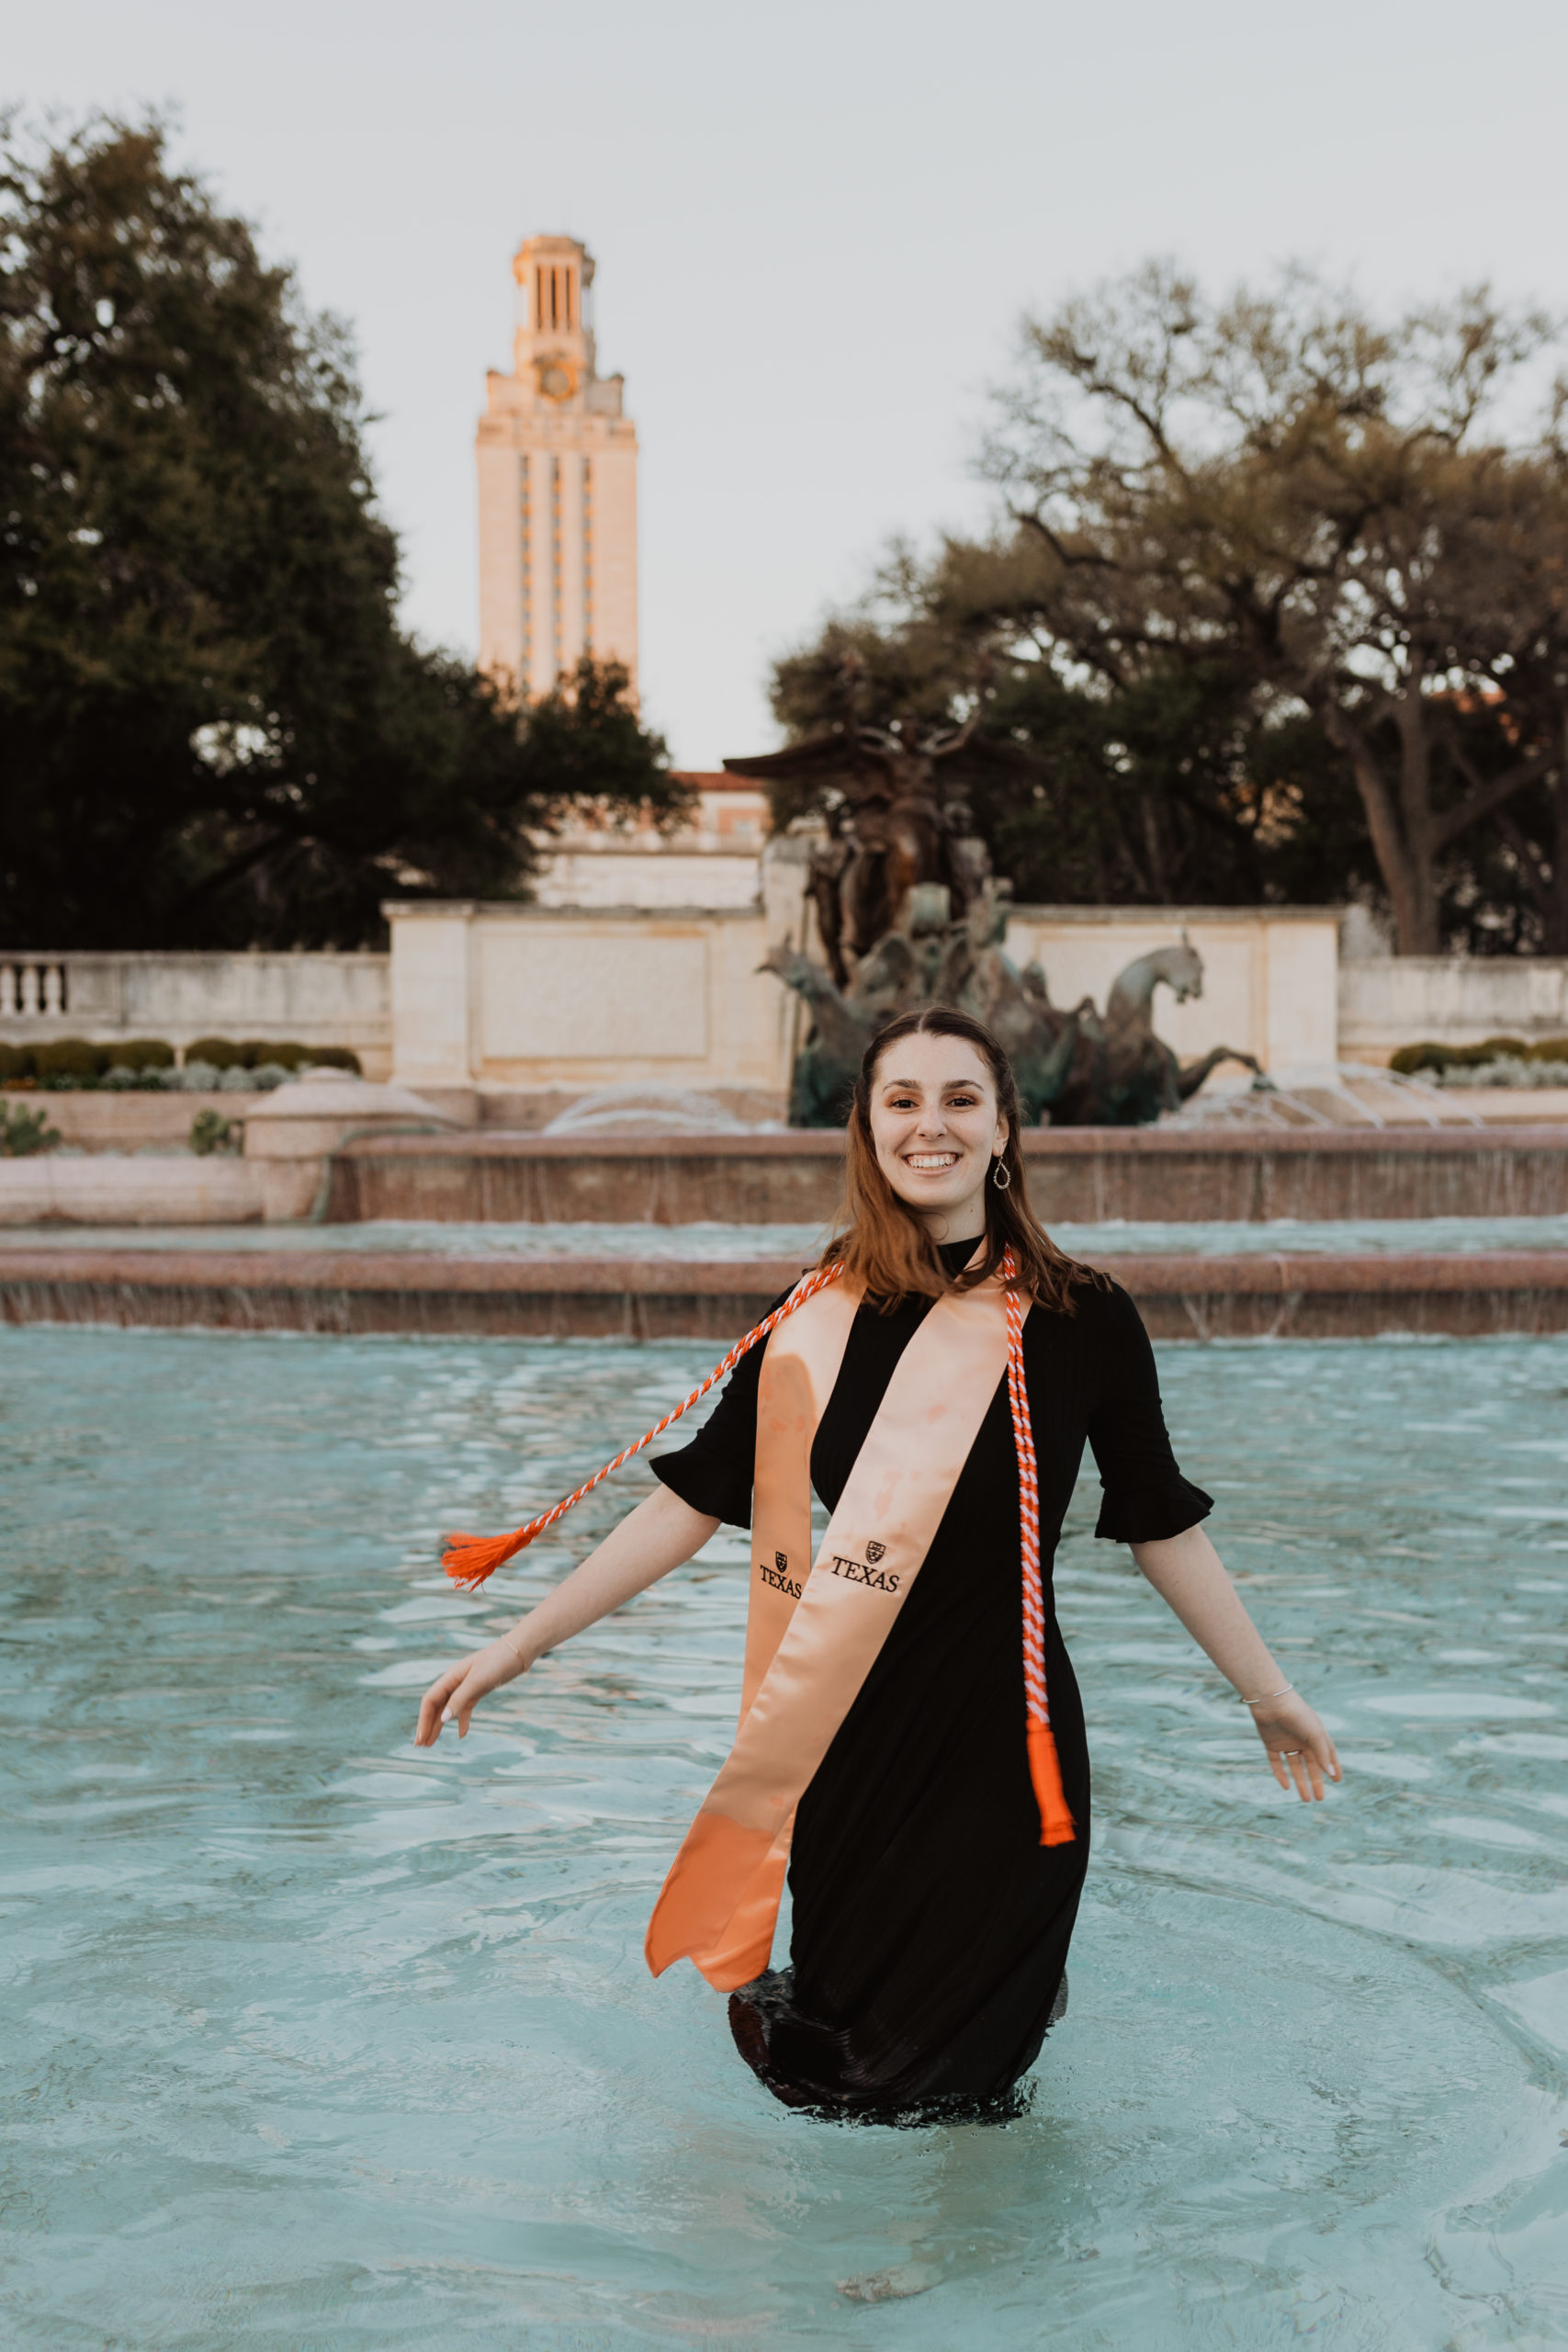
left=388, top=903, right=795, bottom=1106
left=28, top=921, right=1568, bottom=1110
left=1338, top=956, right=1568, bottom=1061
left=386, top=899, right=1343, bottom=1109
left=1005, top=907, right=1340, bottom=1072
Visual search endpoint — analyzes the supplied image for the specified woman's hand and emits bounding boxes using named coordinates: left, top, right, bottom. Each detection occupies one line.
left=1128, top=1528, right=1345, bottom=1807
left=414, top=1636, right=528, bottom=1746
left=1247, top=1690, right=1341, bottom=1802
left=410, top=1487, right=721, bottom=1750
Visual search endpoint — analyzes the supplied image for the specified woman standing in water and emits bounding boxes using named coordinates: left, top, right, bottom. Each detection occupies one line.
left=416, top=1007, right=1339, bottom=2118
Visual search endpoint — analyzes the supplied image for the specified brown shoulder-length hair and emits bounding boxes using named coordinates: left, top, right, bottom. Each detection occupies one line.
left=818, top=1004, right=1097, bottom=1315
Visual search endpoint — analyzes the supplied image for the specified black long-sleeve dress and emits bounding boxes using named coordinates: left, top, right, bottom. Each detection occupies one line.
left=652, top=1243, right=1212, bottom=2119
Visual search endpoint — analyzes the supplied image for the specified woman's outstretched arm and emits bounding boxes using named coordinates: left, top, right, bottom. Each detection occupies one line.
left=1129, top=1524, right=1342, bottom=1802
left=413, top=1486, right=721, bottom=1746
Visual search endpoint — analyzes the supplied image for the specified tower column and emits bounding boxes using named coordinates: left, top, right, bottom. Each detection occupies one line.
left=476, top=233, right=637, bottom=701
left=557, top=450, right=586, bottom=680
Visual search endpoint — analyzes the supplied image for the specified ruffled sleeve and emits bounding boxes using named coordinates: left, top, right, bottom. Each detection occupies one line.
left=649, top=1292, right=784, bottom=1528
left=1084, top=1282, right=1213, bottom=1543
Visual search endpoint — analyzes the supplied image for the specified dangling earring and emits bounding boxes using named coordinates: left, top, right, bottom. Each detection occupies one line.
left=992, top=1157, right=1011, bottom=1191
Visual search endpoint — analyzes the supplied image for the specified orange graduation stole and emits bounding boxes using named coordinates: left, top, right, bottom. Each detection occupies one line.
left=440, top=1248, right=1076, bottom=1996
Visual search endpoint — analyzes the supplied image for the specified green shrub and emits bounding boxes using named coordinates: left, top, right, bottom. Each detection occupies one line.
left=32, top=1036, right=110, bottom=1081
left=238, top=1040, right=314, bottom=1069
left=189, top=1108, right=238, bottom=1155
left=186, top=1036, right=245, bottom=1069
left=1528, top=1036, right=1568, bottom=1063
left=0, top=1101, right=61, bottom=1155
left=0, top=1042, right=37, bottom=1083
left=1478, top=1035, right=1530, bottom=1060
left=180, top=1036, right=360, bottom=1076
left=1389, top=1042, right=1453, bottom=1074
left=104, top=1036, right=175, bottom=1070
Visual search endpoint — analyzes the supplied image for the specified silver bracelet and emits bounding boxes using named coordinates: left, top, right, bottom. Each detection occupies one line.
left=1239, top=1683, right=1293, bottom=1708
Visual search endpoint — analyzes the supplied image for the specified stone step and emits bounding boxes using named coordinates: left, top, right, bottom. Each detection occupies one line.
left=5, top=1247, right=1568, bottom=1340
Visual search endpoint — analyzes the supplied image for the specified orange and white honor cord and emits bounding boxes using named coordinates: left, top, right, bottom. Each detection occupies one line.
left=1002, top=1253, right=1076, bottom=1845
left=440, top=1261, right=845, bottom=1590
left=440, top=1246, right=1075, bottom=1848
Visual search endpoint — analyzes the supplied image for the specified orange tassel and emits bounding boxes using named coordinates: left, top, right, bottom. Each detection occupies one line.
left=441, top=1529, right=536, bottom=1589
left=1027, top=1722, right=1077, bottom=1847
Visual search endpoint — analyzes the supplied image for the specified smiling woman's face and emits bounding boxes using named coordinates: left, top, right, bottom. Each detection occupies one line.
left=866, top=1031, right=1008, bottom=1240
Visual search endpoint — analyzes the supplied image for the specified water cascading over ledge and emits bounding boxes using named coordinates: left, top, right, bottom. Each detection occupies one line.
left=316, top=1124, right=1568, bottom=1227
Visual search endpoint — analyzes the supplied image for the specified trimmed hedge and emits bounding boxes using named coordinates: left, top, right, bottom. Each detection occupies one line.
left=1391, top=1036, right=1568, bottom=1075
left=33, top=1037, right=110, bottom=1080
left=185, top=1036, right=361, bottom=1073
left=186, top=1035, right=247, bottom=1069
left=1, top=1036, right=364, bottom=1087
left=106, top=1037, right=175, bottom=1069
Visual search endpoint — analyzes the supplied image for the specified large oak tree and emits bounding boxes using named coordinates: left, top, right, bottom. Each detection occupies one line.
left=0, top=117, right=686, bottom=948
left=770, top=270, right=1568, bottom=951
left=983, top=266, right=1568, bottom=951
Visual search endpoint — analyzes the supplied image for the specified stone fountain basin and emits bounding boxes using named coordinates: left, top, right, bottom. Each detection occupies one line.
left=4, top=1240, right=1568, bottom=1341
left=321, top=1123, right=1568, bottom=1226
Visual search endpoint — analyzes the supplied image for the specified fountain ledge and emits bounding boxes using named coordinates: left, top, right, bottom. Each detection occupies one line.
left=324, top=1124, right=1568, bottom=1227
left=6, top=1248, right=1568, bottom=1340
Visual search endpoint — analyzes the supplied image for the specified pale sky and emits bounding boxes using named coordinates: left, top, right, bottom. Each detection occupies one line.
left=11, top=0, right=1568, bottom=766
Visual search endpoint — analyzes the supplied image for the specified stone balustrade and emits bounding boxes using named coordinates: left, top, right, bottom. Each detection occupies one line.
left=0, top=959, right=69, bottom=1018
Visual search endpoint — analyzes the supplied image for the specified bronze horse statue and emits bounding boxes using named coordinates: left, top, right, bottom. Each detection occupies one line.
left=761, top=922, right=1260, bottom=1127
left=1049, top=940, right=1261, bottom=1125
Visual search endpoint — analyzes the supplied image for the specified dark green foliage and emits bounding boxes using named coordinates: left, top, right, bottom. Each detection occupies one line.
left=0, top=1101, right=60, bottom=1154
left=0, top=1044, right=36, bottom=1082
left=104, top=1037, right=175, bottom=1069
left=32, top=1037, right=109, bottom=1080
left=1389, top=1036, right=1567, bottom=1072
left=771, top=272, right=1568, bottom=949
left=0, top=117, right=684, bottom=949
left=186, top=1036, right=246, bottom=1069
left=188, top=1108, right=236, bottom=1154
left=186, top=1037, right=360, bottom=1071
left=770, top=575, right=1371, bottom=910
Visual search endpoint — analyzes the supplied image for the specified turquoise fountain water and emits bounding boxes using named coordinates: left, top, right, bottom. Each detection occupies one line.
left=3, top=1326, right=1567, bottom=2348
left=6, top=1212, right=1568, bottom=1259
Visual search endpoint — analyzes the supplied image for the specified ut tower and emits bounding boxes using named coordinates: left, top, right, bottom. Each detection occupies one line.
left=476, top=235, right=638, bottom=701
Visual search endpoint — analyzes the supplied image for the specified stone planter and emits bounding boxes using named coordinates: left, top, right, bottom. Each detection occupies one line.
left=1, top=1089, right=267, bottom=1152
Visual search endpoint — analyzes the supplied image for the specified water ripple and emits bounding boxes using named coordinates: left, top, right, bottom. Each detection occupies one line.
left=2, top=1327, right=1566, bottom=2347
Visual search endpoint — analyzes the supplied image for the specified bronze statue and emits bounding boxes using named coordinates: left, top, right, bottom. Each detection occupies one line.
left=761, top=906, right=1259, bottom=1128
left=734, top=691, right=1259, bottom=1125
left=725, top=716, right=1016, bottom=989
